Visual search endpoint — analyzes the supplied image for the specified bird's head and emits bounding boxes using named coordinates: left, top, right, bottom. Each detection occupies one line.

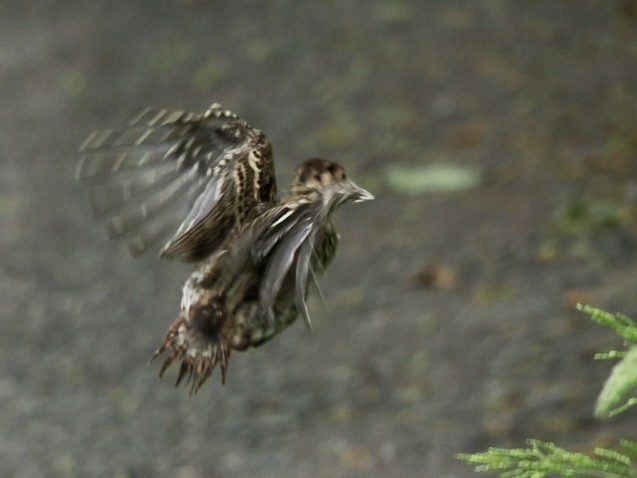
left=291, top=158, right=374, bottom=209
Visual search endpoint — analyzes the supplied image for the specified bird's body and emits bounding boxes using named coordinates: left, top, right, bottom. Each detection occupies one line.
left=78, top=103, right=372, bottom=393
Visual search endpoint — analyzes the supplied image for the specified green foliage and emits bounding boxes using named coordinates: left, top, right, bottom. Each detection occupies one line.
left=577, top=304, right=637, bottom=418
left=578, top=304, right=637, bottom=344
left=457, top=304, right=637, bottom=476
left=595, top=347, right=637, bottom=418
left=457, top=438, right=636, bottom=478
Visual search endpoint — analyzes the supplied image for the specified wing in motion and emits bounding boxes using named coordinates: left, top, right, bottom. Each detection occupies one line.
left=224, top=200, right=332, bottom=328
left=77, top=104, right=277, bottom=262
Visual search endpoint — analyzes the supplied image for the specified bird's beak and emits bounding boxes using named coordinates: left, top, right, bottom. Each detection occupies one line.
left=344, top=180, right=374, bottom=203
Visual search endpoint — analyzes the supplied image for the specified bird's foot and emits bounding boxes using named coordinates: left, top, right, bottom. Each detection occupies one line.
left=151, top=315, right=230, bottom=395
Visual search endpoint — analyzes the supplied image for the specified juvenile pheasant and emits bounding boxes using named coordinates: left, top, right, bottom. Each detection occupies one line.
left=77, top=103, right=373, bottom=394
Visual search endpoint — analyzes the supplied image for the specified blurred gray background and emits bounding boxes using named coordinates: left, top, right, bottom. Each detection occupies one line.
left=2, top=1, right=637, bottom=476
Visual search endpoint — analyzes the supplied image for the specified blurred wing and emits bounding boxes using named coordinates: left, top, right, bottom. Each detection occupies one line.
left=77, top=104, right=277, bottom=262
left=224, top=200, right=326, bottom=327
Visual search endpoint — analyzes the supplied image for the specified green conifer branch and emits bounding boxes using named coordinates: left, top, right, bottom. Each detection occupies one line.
left=457, top=439, right=636, bottom=477
left=595, top=347, right=637, bottom=418
left=576, top=304, right=637, bottom=344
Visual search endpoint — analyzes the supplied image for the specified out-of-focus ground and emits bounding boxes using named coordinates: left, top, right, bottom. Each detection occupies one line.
left=2, top=1, right=637, bottom=476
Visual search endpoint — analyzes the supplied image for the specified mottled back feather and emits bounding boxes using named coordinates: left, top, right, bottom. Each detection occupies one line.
left=77, top=104, right=277, bottom=261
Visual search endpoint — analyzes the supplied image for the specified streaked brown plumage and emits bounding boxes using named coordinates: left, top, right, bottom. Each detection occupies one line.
left=77, top=103, right=373, bottom=394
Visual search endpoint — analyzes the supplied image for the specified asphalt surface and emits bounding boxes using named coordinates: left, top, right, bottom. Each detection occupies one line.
left=2, top=1, right=637, bottom=477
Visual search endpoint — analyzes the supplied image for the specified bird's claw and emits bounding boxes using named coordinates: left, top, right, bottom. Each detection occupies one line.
left=151, top=316, right=230, bottom=395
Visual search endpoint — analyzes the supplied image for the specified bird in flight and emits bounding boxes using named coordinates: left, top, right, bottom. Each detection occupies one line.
left=77, top=103, right=373, bottom=394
